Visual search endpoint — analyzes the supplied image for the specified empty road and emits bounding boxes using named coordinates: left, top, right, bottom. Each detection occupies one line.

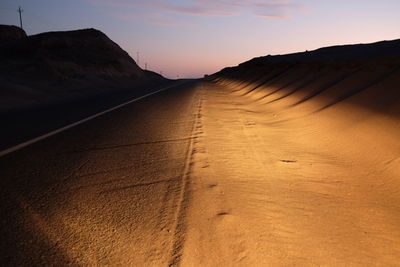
left=0, top=81, right=200, bottom=266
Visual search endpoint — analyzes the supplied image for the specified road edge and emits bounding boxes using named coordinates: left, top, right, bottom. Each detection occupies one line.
left=0, top=80, right=190, bottom=158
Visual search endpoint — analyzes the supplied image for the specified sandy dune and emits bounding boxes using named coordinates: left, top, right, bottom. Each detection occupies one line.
left=183, top=85, right=399, bottom=265
left=180, top=53, right=400, bottom=264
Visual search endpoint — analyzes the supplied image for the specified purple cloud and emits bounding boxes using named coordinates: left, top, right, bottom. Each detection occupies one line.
left=90, top=0, right=304, bottom=25
left=108, top=10, right=193, bottom=26
left=253, top=13, right=288, bottom=19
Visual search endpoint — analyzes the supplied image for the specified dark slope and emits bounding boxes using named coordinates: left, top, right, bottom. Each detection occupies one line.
left=223, top=39, right=400, bottom=71
left=0, top=27, right=158, bottom=80
left=0, top=26, right=167, bottom=112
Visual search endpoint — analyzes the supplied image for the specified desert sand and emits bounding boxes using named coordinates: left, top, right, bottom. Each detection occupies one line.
left=179, top=44, right=400, bottom=264
left=182, top=77, right=400, bottom=265
left=0, top=38, right=399, bottom=265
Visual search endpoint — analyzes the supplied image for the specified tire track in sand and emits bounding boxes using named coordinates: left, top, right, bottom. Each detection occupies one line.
left=168, top=90, right=204, bottom=266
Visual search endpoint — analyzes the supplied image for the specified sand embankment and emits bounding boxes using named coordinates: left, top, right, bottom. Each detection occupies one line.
left=180, top=40, right=400, bottom=265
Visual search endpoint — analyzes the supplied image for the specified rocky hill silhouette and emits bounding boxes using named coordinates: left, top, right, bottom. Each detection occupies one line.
left=0, top=25, right=166, bottom=111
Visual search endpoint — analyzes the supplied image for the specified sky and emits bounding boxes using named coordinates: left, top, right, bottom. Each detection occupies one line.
left=1, top=0, right=399, bottom=78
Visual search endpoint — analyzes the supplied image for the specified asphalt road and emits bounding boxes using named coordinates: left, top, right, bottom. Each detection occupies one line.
left=0, top=80, right=183, bottom=151
left=0, top=81, right=201, bottom=266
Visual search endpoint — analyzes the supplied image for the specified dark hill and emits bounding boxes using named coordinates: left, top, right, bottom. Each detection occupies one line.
left=0, top=26, right=167, bottom=111
left=0, top=25, right=27, bottom=43
left=217, top=39, right=400, bottom=75
left=0, top=27, right=157, bottom=80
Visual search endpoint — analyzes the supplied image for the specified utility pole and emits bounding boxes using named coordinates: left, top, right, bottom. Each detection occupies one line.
left=136, top=52, right=140, bottom=66
left=18, top=6, right=23, bottom=29
left=145, top=63, right=147, bottom=70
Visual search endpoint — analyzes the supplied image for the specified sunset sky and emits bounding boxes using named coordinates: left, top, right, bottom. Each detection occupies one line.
left=1, top=0, right=399, bottom=78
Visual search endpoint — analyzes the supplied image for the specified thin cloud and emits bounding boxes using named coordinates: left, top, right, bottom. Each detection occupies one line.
left=145, top=2, right=238, bottom=16
left=90, top=0, right=304, bottom=25
left=150, top=18, right=193, bottom=27
left=91, top=0, right=238, bottom=16
left=107, top=10, right=192, bottom=26
left=254, top=13, right=288, bottom=19
left=195, top=0, right=302, bottom=12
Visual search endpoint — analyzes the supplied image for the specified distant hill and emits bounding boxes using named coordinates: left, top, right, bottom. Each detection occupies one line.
left=0, top=25, right=167, bottom=111
left=215, top=39, right=400, bottom=75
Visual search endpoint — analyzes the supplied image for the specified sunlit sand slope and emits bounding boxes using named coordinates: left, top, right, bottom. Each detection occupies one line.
left=181, top=40, right=400, bottom=265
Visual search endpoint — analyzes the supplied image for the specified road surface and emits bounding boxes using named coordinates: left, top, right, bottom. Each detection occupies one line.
left=0, top=80, right=178, bottom=151
left=0, top=81, right=199, bottom=266
left=1, top=81, right=400, bottom=266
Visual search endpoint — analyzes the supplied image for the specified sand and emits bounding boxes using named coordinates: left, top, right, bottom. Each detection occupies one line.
left=180, top=63, right=400, bottom=265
